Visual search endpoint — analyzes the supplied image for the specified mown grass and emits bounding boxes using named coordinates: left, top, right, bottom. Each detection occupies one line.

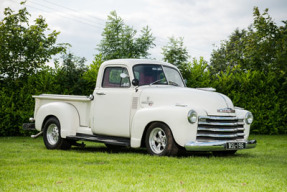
left=0, top=135, right=286, bottom=192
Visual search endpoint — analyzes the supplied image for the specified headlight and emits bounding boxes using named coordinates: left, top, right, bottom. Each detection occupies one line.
left=245, top=112, right=253, bottom=124
left=188, top=110, right=197, bottom=124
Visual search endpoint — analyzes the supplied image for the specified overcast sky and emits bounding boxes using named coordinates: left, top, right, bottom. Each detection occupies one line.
left=1, top=0, right=286, bottom=65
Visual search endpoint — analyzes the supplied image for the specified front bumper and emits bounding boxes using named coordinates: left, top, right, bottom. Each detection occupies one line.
left=185, top=140, right=257, bottom=151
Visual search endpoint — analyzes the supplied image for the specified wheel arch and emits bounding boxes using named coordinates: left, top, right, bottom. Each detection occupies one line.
left=41, top=115, right=58, bottom=131
left=140, top=121, right=171, bottom=148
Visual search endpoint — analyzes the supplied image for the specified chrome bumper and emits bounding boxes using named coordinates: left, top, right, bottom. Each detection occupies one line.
left=184, top=140, right=256, bottom=151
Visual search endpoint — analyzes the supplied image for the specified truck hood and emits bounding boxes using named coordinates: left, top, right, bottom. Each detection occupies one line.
left=139, top=86, right=235, bottom=116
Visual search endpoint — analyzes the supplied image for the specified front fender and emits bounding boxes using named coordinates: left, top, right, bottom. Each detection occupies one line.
left=130, top=106, right=198, bottom=148
left=235, top=109, right=252, bottom=140
left=35, top=102, right=79, bottom=138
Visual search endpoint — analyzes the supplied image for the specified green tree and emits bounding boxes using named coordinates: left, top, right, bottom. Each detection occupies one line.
left=0, top=3, right=67, bottom=80
left=246, top=8, right=287, bottom=72
left=209, top=7, right=287, bottom=134
left=54, top=53, right=88, bottom=95
left=0, top=2, right=68, bottom=136
left=210, top=7, right=287, bottom=73
left=162, top=36, right=190, bottom=68
left=97, top=11, right=155, bottom=61
left=210, top=29, right=247, bottom=73
left=83, top=54, right=103, bottom=94
left=181, top=57, right=210, bottom=88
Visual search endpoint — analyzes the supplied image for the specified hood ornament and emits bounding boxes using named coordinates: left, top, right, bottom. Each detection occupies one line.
left=217, top=108, right=235, bottom=113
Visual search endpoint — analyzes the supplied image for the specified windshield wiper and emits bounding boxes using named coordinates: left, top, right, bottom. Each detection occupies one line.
left=168, top=81, right=179, bottom=86
left=149, top=78, right=167, bottom=86
left=149, top=79, right=179, bottom=86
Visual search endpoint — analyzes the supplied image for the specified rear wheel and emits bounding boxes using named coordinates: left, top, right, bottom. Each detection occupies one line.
left=43, top=117, right=71, bottom=150
left=145, top=122, right=178, bottom=156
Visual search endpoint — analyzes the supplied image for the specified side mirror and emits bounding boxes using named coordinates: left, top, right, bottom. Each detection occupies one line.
left=132, top=79, right=139, bottom=86
left=120, top=73, right=129, bottom=78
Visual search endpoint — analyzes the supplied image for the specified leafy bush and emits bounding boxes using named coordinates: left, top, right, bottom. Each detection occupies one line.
left=0, top=53, right=98, bottom=136
left=181, top=57, right=211, bottom=88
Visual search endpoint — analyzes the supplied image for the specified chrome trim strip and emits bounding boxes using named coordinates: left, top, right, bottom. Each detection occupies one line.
left=184, top=140, right=257, bottom=151
left=96, top=92, right=106, bottom=95
left=197, top=133, right=245, bottom=138
left=196, top=87, right=216, bottom=92
left=198, top=127, right=245, bottom=132
left=199, top=116, right=243, bottom=121
left=198, top=122, right=244, bottom=126
left=175, top=104, right=187, bottom=107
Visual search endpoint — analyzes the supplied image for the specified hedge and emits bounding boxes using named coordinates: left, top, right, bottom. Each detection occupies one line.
left=0, top=60, right=286, bottom=136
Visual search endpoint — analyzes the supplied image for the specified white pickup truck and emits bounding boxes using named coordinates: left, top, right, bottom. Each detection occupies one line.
left=24, top=59, right=256, bottom=156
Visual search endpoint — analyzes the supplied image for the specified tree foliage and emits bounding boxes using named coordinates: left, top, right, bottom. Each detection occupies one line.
left=0, top=51, right=92, bottom=136
left=54, top=53, right=88, bottom=95
left=180, top=57, right=210, bottom=87
left=162, top=36, right=190, bottom=68
left=83, top=54, right=103, bottom=94
left=209, top=7, right=287, bottom=134
left=0, top=4, right=67, bottom=80
left=209, top=29, right=248, bottom=72
left=210, top=7, right=287, bottom=73
left=97, top=11, right=155, bottom=61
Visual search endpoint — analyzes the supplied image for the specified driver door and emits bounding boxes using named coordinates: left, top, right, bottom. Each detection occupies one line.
left=92, top=66, right=133, bottom=138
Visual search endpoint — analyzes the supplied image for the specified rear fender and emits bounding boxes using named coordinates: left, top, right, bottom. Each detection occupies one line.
left=35, top=102, right=79, bottom=138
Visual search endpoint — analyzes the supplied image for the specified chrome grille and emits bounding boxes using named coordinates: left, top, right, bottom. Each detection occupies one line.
left=197, top=116, right=245, bottom=141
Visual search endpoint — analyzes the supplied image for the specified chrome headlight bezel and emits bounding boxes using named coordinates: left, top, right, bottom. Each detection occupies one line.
left=245, top=112, right=253, bottom=125
left=187, top=110, right=197, bottom=124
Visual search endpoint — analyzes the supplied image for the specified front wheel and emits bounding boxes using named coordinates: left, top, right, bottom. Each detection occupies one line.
left=43, top=117, right=71, bottom=150
left=145, top=122, right=179, bottom=156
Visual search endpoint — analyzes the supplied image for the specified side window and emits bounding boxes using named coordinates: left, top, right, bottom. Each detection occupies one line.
left=102, top=67, right=130, bottom=88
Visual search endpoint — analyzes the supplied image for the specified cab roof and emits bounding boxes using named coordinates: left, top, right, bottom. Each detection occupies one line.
left=101, top=59, right=176, bottom=69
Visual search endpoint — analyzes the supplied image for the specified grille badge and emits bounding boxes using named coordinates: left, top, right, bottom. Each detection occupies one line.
left=217, top=108, right=235, bottom=113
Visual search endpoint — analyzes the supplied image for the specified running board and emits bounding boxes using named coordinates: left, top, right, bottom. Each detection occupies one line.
left=66, top=133, right=130, bottom=147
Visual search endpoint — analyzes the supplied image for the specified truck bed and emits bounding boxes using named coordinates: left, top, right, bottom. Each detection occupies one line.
left=33, top=94, right=92, bottom=127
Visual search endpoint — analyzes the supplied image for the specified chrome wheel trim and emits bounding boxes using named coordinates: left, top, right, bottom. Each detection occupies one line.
left=47, top=123, right=59, bottom=145
left=149, top=127, right=167, bottom=154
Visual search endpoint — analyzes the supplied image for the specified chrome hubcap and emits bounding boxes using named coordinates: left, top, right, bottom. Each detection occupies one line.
left=149, top=128, right=167, bottom=154
left=47, top=124, right=59, bottom=145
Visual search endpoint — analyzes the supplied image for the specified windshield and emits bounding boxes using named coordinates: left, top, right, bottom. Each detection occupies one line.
left=133, top=64, right=184, bottom=87
left=163, top=66, right=185, bottom=87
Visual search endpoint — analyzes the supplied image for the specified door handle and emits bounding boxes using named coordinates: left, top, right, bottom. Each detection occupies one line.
left=96, top=92, right=106, bottom=95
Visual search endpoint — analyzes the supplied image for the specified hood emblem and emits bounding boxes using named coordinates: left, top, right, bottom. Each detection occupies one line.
left=141, top=97, right=154, bottom=106
left=217, top=108, right=235, bottom=113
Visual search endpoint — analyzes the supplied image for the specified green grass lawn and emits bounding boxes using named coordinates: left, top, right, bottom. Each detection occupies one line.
left=0, top=135, right=286, bottom=192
